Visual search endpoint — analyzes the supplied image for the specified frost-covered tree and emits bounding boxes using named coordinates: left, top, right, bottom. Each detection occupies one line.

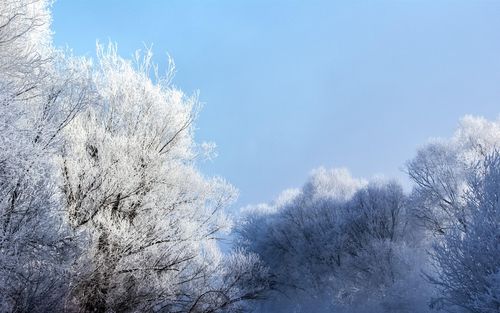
left=0, top=1, right=91, bottom=311
left=407, top=116, right=500, bottom=234
left=405, top=116, right=500, bottom=312
left=60, top=44, right=267, bottom=313
left=237, top=168, right=364, bottom=294
left=429, top=152, right=500, bottom=313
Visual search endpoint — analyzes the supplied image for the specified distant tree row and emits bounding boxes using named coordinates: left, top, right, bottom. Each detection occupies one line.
left=236, top=116, right=500, bottom=313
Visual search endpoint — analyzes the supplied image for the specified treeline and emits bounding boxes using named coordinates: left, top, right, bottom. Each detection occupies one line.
left=0, top=1, right=499, bottom=313
left=236, top=117, right=500, bottom=313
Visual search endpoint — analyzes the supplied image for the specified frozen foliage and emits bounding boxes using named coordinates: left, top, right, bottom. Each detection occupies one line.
left=302, top=167, right=367, bottom=202
left=60, top=44, right=267, bottom=312
left=0, top=1, right=267, bottom=312
left=429, top=152, right=500, bottom=313
left=406, top=116, right=500, bottom=312
left=0, top=1, right=89, bottom=311
left=237, top=169, right=433, bottom=313
left=407, top=115, right=500, bottom=234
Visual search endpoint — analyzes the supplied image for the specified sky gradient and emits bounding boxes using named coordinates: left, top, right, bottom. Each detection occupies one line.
left=52, top=0, right=500, bottom=208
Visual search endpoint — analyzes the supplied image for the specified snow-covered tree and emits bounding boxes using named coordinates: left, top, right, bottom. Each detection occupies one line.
left=407, top=116, right=500, bottom=234
left=237, top=168, right=364, bottom=293
left=60, top=44, right=267, bottom=312
left=0, top=1, right=92, bottom=311
left=429, top=152, right=500, bottom=313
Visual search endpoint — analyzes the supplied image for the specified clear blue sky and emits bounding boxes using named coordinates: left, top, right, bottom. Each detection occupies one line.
left=52, top=0, right=500, bottom=208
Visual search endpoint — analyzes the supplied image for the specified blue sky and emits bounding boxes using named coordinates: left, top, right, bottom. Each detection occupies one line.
left=52, top=0, right=500, bottom=208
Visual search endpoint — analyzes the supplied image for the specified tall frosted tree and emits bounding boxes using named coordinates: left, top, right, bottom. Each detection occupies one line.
left=1, top=2, right=267, bottom=312
left=405, top=116, right=500, bottom=312
left=60, top=45, right=267, bottom=312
